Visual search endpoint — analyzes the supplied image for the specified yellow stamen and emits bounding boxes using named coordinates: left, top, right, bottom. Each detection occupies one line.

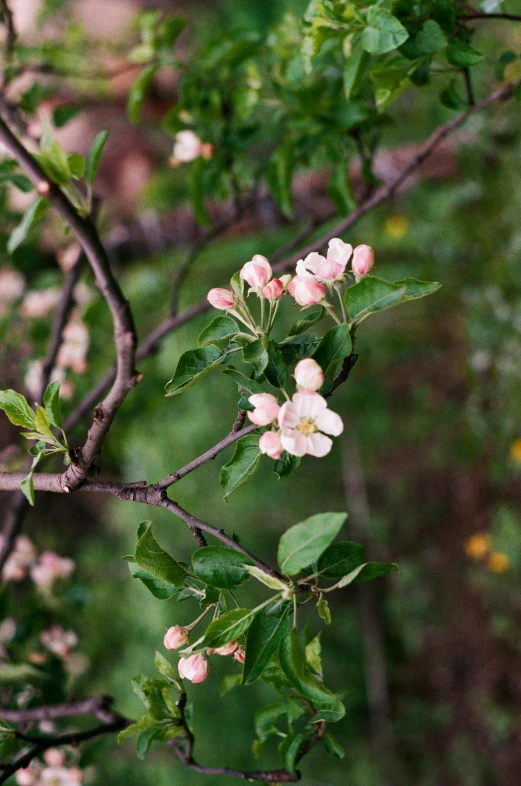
left=297, top=418, right=316, bottom=436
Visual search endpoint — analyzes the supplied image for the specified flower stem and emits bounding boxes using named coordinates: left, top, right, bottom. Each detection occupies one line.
left=335, top=284, right=348, bottom=323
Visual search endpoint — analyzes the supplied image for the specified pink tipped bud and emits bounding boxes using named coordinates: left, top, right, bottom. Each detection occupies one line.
left=207, top=288, right=235, bottom=310
left=288, top=276, right=326, bottom=307
left=208, top=640, right=239, bottom=656
left=247, top=393, right=280, bottom=426
left=262, top=278, right=284, bottom=300
left=234, top=647, right=246, bottom=664
left=351, top=244, right=374, bottom=278
left=44, top=749, right=65, bottom=767
left=240, top=255, right=272, bottom=289
left=259, top=430, right=284, bottom=460
left=178, top=653, right=209, bottom=684
left=294, top=358, right=324, bottom=392
left=164, top=626, right=189, bottom=651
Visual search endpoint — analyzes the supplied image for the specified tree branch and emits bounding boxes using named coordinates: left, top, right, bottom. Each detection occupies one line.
left=0, top=696, right=122, bottom=724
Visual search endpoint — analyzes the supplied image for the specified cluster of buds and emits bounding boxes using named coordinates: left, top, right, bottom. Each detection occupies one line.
left=16, top=748, right=83, bottom=786
left=163, top=624, right=245, bottom=684
left=170, top=130, right=213, bottom=166
left=251, top=358, right=343, bottom=460
left=208, top=255, right=292, bottom=315
left=0, top=535, right=75, bottom=590
left=40, top=625, right=78, bottom=659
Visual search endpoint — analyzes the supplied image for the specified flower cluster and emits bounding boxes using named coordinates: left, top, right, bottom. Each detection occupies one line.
left=0, top=535, right=75, bottom=589
left=16, top=748, right=83, bottom=786
left=163, top=624, right=244, bottom=684
left=252, top=358, right=343, bottom=459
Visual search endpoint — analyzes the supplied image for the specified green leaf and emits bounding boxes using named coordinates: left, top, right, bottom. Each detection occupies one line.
left=189, top=155, right=212, bottom=228
left=243, top=338, right=269, bottom=378
left=192, top=546, right=254, bottom=589
left=221, top=673, right=242, bottom=697
left=264, top=343, right=286, bottom=388
left=361, top=7, right=408, bottom=55
left=220, top=434, right=261, bottom=499
left=273, top=453, right=301, bottom=479
left=53, top=104, right=82, bottom=128
left=243, top=606, right=289, bottom=684
left=137, top=726, right=161, bottom=758
left=86, top=131, right=109, bottom=185
left=128, top=65, right=159, bottom=124
left=254, top=700, right=304, bottom=741
left=34, top=405, right=57, bottom=443
left=0, top=390, right=35, bottom=428
left=154, top=651, right=179, bottom=683
left=343, top=39, right=370, bottom=100
left=317, top=541, right=367, bottom=579
left=344, top=276, right=440, bottom=323
left=446, top=40, right=484, bottom=67
left=202, top=608, right=258, bottom=649
left=39, top=114, right=71, bottom=185
left=440, top=76, right=467, bottom=110
left=313, top=324, right=352, bottom=377
left=267, top=141, right=294, bottom=218
left=199, top=315, right=239, bottom=346
left=7, top=198, right=49, bottom=254
left=134, top=523, right=187, bottom=586
left=370, top=63, right=410, bottom=112
left=279, top=732, right=308, bottom=775
left=43, top=381, right=63, bottom=430
left=129, top=563, right=178, bottom=599
left=305, top=633, right=322, bottom=677
left=279, top=630, right=345, bottom=722
left=288, top=306, right=324, bottom=337
left=67, top=152, right=85, bottom=179
left=223, top=368, right=264, bottom=395
left=118, top=714, right=158, bottom=744
left=415, top=20, right=447, bottom=54
left=278, top=512, right=346, bottom=576
left=278, top=333, right=319, bottom=363
left=20, top=474, right=35, bottom=506
left=244, top=566, right=288, bottom=592
left=496, top=51, right=518, bottom=82
left=354, top=561, right=399, bottom=583
left=328, top=161, right=356, bottom=218
left=165, top=345, right=225, bottom=396
left=323, top=733, right=345, bottom=759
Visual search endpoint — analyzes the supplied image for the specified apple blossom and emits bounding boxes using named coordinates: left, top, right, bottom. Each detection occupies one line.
left=40, top=626, right=78, bottom=659
left=279, top=274, right=293, bottom=290
left=294, top=358, right=324, bottom=392
left=288, top=276, right=326, bottom=307
left=30, top=551, right=75, bottom=589
left=0, top=267, right=24, bottom=315
left=247, top=393, right=280, bottom=426
left=178, top=653, right=209, bottom=684
left=262, top=278, right=284, bottom=300
left=328, top=237, right=353, bottom=267
left=40, top=766, right=81, bottom=786
left=44, top=749, right=65, bottom=767
left=278, top=391, right=343, bottom=457
left=240, top=255, right=272, bottom=289
left=207, top=288, right=235, bottom=310
left=172, top=130, right=205, bottom=163
left=1, top=535, right=36, bottom=582
left=56, top=321, right=89, bottom=374
left=163, top=625, right=189, bottom=650
left=234, top=647, right=246, bottom=664
left=208, top=640, right=239, bottom=656
left=259, top=430, right=284, bottom=460
left=21, top=288, right=61, bottom=319
left=351, top=244, right=374, bottom=278
left=16, top=768, right=37, bottom=786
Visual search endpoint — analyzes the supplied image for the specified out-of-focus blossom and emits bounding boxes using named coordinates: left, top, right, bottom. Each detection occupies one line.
left=41, top=626, right=78, bottom=658
left=487, top=552, right=510, bottom=573
left=24, top=364, right=73, bottom=402
left=21, top=288, right=61, bottom=319
left=30, top=551, right=75, bottom=589
left=278, top=391, right=343, bottom=458
left=294, top=358, right=324, bottom=392
left=247, top=394, right=280, bottom=427
left=15, top=768, right=37, bottom=786
left=0, top=617, right=16, bottom=644
left=44, top=749, right=65, bottom=767
left=172, top=131, right=212, bottom=163
left=40, top=766, right=82, bottom=786
left=510, top=438, right=521, bottom=463
left=1, top=536, right=37, bottom=582
left=464, top=533, right=490, bottom=560
left=240, top=255, right=272, bottom=290
left=259, top=430, right=284, bottom=460
left=56, top=321, right=89, bottom=374
left=178, top=653, right=209, bottom=683
left=384, top=214, right=409, bottom=239
left=0, top=267, right=24, bottom=315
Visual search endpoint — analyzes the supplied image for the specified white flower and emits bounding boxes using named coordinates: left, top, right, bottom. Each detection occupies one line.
left=278, top=391, right=343, bottom=457
left=21, top=288, right=61, bottom=319
left=56, top=320, right=89, bottom=374
left=41, top=626, right=78, bottom=659
left=40, top=766, right=82, bottom=786
left=0, top=268, right=24, bottom=315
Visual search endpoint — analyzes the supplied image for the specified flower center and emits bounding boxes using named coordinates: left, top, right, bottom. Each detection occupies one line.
left=297, top=418, right=316, bottom=436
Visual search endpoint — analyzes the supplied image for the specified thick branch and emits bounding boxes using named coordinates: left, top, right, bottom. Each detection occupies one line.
left=0, top=115, right=138, bottom=490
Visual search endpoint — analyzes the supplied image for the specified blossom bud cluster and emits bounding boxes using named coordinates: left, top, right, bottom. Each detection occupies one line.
left=15, top=749, right=83, bottom=786
left=163, top=623, right=245, bottom=684
left=0, top=535, right=75, bottom=590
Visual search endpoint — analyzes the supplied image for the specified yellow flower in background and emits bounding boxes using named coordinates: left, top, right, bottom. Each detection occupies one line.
left=464, top=533, right=490, bottom=560
left=487, top=552, right=510, bottom=573
left=384, top=214, right=409, bottom=239
left=510, top=438, right=521, bottom=462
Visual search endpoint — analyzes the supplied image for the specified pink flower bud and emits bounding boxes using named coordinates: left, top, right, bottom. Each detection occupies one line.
left=288, top=276, right=326, bottom=307
left=44, top=749, right=65, bottom=767
left=315, top=258, right=345, bottom=282
left=294, top=358, right=324, bottom=392
left=178, top=653, right=209, bottom=684
left=259, top=430, right=284, bottom=460
left=240, top=255, right=272, bottom=289
left=164, top=626, right=189, bottom=650
left=351, top=244, right=374, bottom=277
left=262, top=278, right=284, bottom=300
left=207, top=288, right=235, bottom=310
left=68, top=766, right=83, bottom=783
left=208, top=640, right=239, bottom=656
left=234, top=647, right=246, bottom=664
left=173, top=130, right=203, bottom=163
left=328, top=238, right=353, bottom=266
left=16, top=768, right=36, bottom=786
left=247, top=393, right=280, bottom=426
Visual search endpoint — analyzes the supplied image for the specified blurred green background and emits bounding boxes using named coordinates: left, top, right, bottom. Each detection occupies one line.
left=2, top=1, right=521, bottom=785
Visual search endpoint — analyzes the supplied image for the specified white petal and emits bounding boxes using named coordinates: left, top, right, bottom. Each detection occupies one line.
left=327, top=238, right=352, bottom=266
left=278, top=401, right=299, bottom=429
left=315, top=408, right=344, bottom=436
left=292, top=391, right=327, bottom=418
left=280, top=428, right=307, bottom=457
left=305, top=433, right=333, bottom=457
